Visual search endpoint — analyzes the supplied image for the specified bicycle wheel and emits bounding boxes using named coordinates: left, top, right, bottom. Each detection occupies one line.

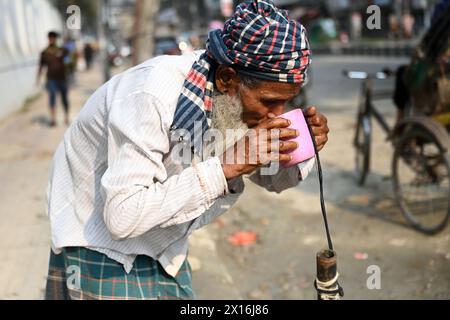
left=393, top=127, right=450, bottom=234
left=354, top=112, right=371, bottom=186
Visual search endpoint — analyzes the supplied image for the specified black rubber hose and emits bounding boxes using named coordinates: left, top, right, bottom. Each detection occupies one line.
left=306, top=119, right=334, bottom=251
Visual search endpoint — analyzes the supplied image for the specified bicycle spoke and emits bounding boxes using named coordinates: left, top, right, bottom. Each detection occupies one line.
left=394, top=128, right=450, bottom=234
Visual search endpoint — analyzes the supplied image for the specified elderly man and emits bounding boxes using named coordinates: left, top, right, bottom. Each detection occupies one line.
left=45, top=0, right=329, bottom=300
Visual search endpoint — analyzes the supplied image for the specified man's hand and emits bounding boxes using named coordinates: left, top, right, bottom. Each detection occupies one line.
left=220, top=116, right=298, bottom=180
left=304, top=106, right=329, bottom=152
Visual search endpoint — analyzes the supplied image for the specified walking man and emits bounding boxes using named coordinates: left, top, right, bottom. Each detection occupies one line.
left=37, top=31, right=71, bottom=127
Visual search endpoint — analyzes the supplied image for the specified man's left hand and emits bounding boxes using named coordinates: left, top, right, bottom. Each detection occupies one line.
left=304, top=106, right=329, bottom=152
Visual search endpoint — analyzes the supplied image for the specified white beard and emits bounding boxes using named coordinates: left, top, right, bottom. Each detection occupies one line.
left=210, top=92, right=249, bottom=155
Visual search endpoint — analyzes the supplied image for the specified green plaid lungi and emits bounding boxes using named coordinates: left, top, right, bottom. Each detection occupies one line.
left=45, top=247, right=195, bottom=300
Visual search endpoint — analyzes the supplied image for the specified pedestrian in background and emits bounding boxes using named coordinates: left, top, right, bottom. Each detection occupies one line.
left=83, top=43, right=95, bottom=71
left=36, top=31, right=71, bottom=127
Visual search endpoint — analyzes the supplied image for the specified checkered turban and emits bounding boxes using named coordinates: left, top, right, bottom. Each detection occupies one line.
left=208, top=0, right=311, bottom=83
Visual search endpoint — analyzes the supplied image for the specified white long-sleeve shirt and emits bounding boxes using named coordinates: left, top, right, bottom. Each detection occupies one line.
left=46, top=52, right=315, bottom=277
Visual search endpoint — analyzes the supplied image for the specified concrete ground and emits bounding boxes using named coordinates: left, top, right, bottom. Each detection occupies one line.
left=0, top=56, right=449, bottom=300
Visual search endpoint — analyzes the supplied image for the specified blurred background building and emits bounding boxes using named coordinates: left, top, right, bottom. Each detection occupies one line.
left=0, top=0, right=442, bottom=119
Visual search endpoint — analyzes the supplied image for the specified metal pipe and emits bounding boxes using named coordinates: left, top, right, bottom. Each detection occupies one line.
left=315, top=250, right=344, bottom=300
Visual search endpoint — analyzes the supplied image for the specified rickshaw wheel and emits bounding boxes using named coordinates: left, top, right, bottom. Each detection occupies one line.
left=354, top=112, right=371, bottom=186
left=393, top=124, right=450, bottom=235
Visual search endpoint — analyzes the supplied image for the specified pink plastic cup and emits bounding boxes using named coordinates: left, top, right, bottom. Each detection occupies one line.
left=278, top=109, right=316, bottom=168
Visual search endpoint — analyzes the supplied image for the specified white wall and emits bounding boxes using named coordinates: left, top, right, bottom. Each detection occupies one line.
left=0, top=0, right=63, bottom=119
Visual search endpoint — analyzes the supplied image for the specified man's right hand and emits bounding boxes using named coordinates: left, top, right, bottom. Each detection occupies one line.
left=219, top=114, right=299, bottom=180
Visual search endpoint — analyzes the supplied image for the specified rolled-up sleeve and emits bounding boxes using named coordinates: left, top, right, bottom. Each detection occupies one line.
left=101, top=92, right=228, bottom=241
left=249, top=157, right=316, bottom=193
